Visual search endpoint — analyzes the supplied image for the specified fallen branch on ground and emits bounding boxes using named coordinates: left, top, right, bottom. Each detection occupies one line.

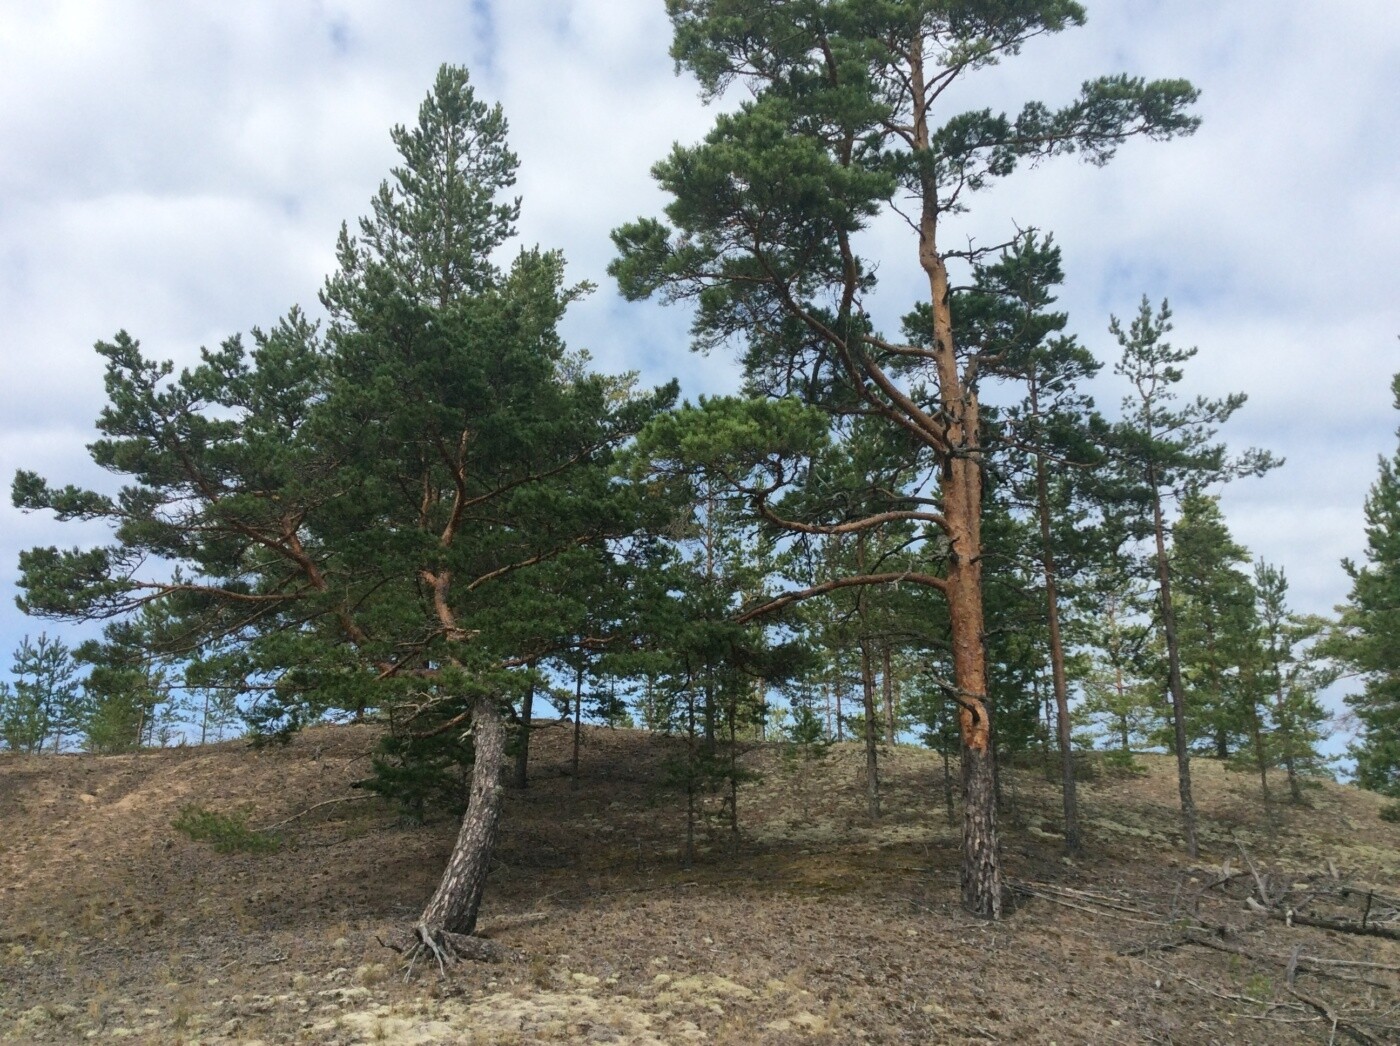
left=255, top=794, right=372, bottom=833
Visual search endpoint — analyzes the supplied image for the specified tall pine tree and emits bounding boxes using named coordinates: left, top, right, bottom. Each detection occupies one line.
left=613, top=0, right=1198, bottom=918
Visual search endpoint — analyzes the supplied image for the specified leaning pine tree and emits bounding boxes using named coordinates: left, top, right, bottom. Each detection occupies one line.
left=611, top=0, right=1198, bottom=917
left=12, top=66, right=674, bottom=963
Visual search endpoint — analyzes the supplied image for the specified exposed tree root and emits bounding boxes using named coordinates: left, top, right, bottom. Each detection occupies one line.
left=377, top=921, right=518, bottom=976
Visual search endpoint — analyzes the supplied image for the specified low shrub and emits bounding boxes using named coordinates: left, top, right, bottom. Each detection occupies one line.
left=172, top=804, right=280, bottom=854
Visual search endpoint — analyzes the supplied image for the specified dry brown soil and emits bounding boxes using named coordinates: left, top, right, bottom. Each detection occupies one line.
left=2, top=723, right=1397, bottom=1044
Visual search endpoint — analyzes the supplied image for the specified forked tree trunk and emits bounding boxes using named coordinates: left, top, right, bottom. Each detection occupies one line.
left=415, top=695, right=506, bottom=942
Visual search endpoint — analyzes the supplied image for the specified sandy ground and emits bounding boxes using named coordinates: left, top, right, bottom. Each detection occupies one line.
left=1, top=722, right=1397, bottom=1044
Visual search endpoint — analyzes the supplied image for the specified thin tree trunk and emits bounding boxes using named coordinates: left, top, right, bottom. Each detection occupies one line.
left=1151, top=478, right=1199, bottom=858
left=513, top=683, right=534, bottom=790
left=834, top=673, right=845, bottom=742
left=859, top=638, right=882, bottom=819
left=1278, top=697, right=1303, bottom=803
left=1270, top=656, right=1304, bottom=803
left=882, top=644, right=897, bottom=745
left=683, top=687, right=696, bottom=868
left=703, top=676, right=716, bottom=753
left=1032, top=435, right=1081, bottom=853
left=726, top=699, right=740, bottom=842
left=1249, top=703, right=1273, bottom=828
left=415, top=695, right=506, bottom=939
left=1115, top=663, right=1131, bottom=752
left=571, top=659, right=583, bottom=789
left=941, top=732, right=955, bottom=826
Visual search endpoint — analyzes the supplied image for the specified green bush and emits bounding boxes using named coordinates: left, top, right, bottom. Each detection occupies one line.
left=1379, top=802, right=1400, bottom=824
left=172, top=804, right=280, bottom=854
left=1097, top=748, right=1148, bottom=776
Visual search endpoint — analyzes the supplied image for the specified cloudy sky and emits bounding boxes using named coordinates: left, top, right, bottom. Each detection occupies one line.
left=2, top=2, right=1398, bottom=738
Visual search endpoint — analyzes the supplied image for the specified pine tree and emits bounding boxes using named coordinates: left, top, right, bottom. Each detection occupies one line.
left=613, top=0, right=1198, bottom=919
left=12, top=65, right=675, bottom=960
left=2, top=634, right=81, bottom=753
left=1331, top=373, right=1400, bottom=796
left=1254, top=561, right=1334, bottom=803
left=1169, top=490, right=1258, bottom=759
left=1078, top=562, right=1159, bottom=761
left=970, top=234, right=1104, bottom=851
left=1105, top=298, right=1279, bottom=856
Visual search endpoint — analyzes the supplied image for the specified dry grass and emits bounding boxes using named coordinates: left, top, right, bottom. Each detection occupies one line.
left=1, top=723, right=1397, bottom=1043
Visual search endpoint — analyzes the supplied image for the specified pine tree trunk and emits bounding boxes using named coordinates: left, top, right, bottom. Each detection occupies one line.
left=1273, top=682, right=1304, bottom=803
left=1247, top=701, right=1273, bottom=826
left=882, top=644, right=897, bottom=746
left=1151, top=479, right=1200, bottom=858
left=571, top=661, right=583, bottom=789
left=941, top=735, right=955, bottom=826
left=1032, top=439, right=1081, bottom=853
left=911, top=50, right=1002, bottom=914
left=946, top=483, right=1002, bottom=917
left=415, top=695, right=506, bottom=940
left=684, top=688, right=696, bottom=868
left=960, top=742, right=1001, bottom=919
left=859, top=638, right=882, bottom=819
left=513, top=683, right=534, bottom=790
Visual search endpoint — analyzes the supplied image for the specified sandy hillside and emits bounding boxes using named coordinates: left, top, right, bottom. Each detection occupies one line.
left=1, top=722, right=1398, bottom=1044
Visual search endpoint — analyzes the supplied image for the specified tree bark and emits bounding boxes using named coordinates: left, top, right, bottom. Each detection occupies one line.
left=961, top=742, right=1001, bottom=919
left=940, top=731, right=955, bottom=826
left=415, top=694, right=506, bottom=941
left=882, top=644, right=897, bottom=746
left=834, top=673, right=845, bottom=742
left=513, top=683, right=534, bottom=790
left=1150, top=477, right=1199, bottom=858
left=571, top=659, right=583, bottom=789
left=910, top=34, right=1002, bottom=917
left=1247, top=698, right=1274, bottom=827
left=859, top=638, right=882, bottom=819
left=1032, top=432, right=1081, bottom=853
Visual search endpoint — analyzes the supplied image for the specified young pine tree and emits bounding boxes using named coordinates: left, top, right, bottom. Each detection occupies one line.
left=1105, top=299, right=1279, bottom=856
left=1331, top=372, right=1400, bottom=796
